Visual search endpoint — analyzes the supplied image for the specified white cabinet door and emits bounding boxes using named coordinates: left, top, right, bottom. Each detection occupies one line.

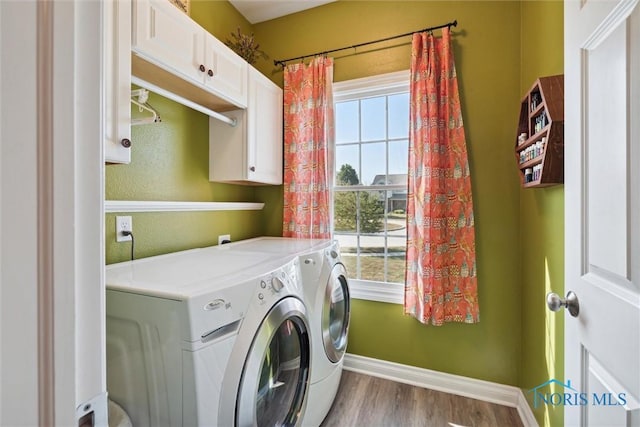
left=132, top=0, right=247, bottom=108
left=104, top=0, right=131, bottom=164
left=204, top=34, right=248, bottom=108
left=247, top=67, right=282, bottom=184
left=209, top=67, right=282, bottom=185
left=132, top=0, right=205, bottom=85
left=564, top=0, right=640, bottom=425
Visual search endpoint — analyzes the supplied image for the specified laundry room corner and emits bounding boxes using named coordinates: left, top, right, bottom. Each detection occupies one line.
left=251, top=0, right=523, bottom=388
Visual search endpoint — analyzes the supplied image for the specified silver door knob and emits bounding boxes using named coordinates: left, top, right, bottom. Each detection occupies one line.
left=546, top=291, right=579, bottom=317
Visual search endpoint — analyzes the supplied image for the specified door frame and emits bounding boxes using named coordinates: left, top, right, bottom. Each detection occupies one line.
left=0, top=1, right=105, bottom=424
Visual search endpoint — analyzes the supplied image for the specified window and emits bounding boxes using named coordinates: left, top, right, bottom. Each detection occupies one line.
left=332, top=71, right=409, bottom=303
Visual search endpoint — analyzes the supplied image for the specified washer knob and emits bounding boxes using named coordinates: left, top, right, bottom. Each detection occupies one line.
left=271, top=277, right=284, bottom=292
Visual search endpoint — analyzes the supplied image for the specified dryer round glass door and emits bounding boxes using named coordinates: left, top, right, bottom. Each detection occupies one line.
left=322, top=263, right=351, bottom=363
left=236, top=297, right=310, bottom=427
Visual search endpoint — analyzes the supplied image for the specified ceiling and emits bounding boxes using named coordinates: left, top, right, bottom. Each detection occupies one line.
left=228, top=0, right=336, bottom=24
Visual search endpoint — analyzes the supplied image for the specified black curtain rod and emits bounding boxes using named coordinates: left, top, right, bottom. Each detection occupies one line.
left=273, top=20, right=457, bottom=67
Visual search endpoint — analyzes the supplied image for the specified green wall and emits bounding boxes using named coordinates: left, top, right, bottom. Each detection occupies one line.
left=253, top=1, right=523, bottom=385
left=105, top=3, right=262, bottom=264
left=519, top=2, right=565, bottom=426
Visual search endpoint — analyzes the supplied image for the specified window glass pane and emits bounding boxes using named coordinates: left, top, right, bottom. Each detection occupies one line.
left=335, top=101, right=359, bottom=144
left=335, top=145, right=360, bottom=185
left=337, top=248, right=358, bottom=280
left=358, top=190, right=384, bottom=235
left=358, top=235, right=387, bottom=282
left=389, top=139, right=408, bottom=176
left=333, top=191, right=359, bottom=233
left=361, top=142, right=385, bottom=186
left=388, top=93, right=409, bottom=139
left=332, top=77, right=409, bottom=287
left=385, top=250, right=406, bottom=284
left=361, top=97, right=386, bottom=142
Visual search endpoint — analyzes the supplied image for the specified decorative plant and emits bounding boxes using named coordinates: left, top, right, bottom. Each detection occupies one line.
left=225, top=27, right=269, bottom=65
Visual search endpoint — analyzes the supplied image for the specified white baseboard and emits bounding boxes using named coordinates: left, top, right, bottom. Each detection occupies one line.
left=343, top=353, right=538, bottom=427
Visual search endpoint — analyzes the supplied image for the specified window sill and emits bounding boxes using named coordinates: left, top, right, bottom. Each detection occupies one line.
left=347, top=279, right=404, bottom=305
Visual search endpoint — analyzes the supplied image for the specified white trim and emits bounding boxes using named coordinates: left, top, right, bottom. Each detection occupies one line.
left=104, top=200, right=265, bottom=213
left=515, top=389, right=540, bottom=427
left=333, top=69, right=409, bottom=102
left=343, top=354, right=538, bottom=427
left=348, top=279, right=403, bottom=304
left=333, top=70, right=410, bottom=303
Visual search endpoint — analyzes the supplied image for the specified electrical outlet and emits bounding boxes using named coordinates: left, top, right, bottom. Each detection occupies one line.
left=218, top=234, right=231, bottom=245
left=116, top=216, right=132, bottom=242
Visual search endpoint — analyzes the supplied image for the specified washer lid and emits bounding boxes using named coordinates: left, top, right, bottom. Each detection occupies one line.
left=106, top=246, right=277, bottom=299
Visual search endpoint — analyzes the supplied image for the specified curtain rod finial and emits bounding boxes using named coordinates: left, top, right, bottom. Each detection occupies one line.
left=452, top=20, right=458, bottom=27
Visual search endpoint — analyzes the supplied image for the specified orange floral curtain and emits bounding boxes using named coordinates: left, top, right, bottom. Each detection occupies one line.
left=282, top=57, right=334, bottom=238
left=404, top=28, right=479, bottom=325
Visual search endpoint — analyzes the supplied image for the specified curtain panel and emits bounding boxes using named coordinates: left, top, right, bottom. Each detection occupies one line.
left=404, top=28, right=479, bottom=325
left=282, top=57, right=334, bottom=239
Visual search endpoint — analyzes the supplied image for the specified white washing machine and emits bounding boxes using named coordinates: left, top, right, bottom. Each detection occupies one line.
left=222, top=237, right=351, bottom=426
left=106, top=245, right=312, bottom=427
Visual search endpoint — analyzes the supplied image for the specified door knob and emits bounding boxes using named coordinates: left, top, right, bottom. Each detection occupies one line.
left=546, top=291, right=580, bottom=317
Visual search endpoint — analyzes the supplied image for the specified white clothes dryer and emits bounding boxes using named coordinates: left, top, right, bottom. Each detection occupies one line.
left=221, top=237, right=351, bottom=426
left=106, top=246, right=312, bottom=427
left=298, top=241, right=350, bottom=426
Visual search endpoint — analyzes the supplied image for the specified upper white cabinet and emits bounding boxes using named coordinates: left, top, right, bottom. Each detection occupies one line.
left=131, top=0, right=248, bottom=109
left=104, top=0, right=132, bottom=164
left=209, top=66, right=283, bottom=185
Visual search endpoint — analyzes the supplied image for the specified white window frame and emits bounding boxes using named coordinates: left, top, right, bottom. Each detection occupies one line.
left=333, top=70, right=409, bottom=304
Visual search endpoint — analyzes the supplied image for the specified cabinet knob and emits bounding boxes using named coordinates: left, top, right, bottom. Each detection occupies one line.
left=199, top=64, right=206, bottom=72
left=249, top=166, right=256, bottom=172
left=207, top=69, right=214, bottom=77
left=120, top=138, right=131, bottom=148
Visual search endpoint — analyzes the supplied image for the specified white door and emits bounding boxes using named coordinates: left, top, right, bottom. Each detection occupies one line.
left=564, top=0, right=640, bottom=425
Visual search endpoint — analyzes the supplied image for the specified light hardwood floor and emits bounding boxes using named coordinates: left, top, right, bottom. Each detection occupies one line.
left=320, top=371, right=524, bottom=427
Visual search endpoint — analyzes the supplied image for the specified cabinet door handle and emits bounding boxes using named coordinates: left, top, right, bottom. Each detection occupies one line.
left=207, top=69, right=214, bottom=77
left=120, top=138, right=131, bottom=148
left=249, top=166, right=256, bottom=172
left=199, top=64, right=206, bottom=72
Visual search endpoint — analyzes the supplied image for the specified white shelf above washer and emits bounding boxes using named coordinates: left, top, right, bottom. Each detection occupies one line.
left=104, top=200, right=265, bottom=213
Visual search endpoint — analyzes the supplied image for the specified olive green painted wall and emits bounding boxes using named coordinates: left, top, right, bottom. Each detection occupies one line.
left=105, top=4, right=263, bottom=265
left=519, top=2, right=565, bottom=426
left=253, top=1, right=523, bottom=385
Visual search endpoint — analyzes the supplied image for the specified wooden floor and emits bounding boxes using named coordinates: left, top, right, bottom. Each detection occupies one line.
left=320, top=371, right=524, bottom=427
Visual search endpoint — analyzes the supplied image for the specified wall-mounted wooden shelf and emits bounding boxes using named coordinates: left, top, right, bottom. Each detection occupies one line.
left=515, top=75, right=564, bottom=188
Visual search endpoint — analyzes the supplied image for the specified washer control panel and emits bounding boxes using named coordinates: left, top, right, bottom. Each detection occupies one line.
left=255, top=258, right=300, bottom=305
left=271, top=276, right=284, bottom=292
